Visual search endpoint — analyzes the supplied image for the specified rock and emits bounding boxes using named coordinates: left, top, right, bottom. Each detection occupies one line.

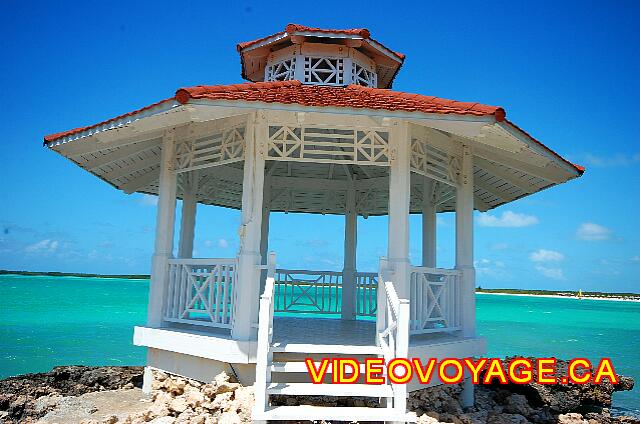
left=0, top=365, right=143, bottom=423
left=558, top=413, right=588, bottom=424
left=486, top=412, right=531, bottom=423
left=209, top=391, right=233, bottom=410
left=146, top=399, right=171, bottom=420
left=32, top=394, right=62, bottom=414
left=189, top=413, right=208, bottom=424
left=183, top=386, right=206, bottom=408
left=417, top=414, right=444, bottom=424
left=3, top=361, right=636, bottom=424
left=213, top=372, right=240, bottom=395
left=168, top=396, right=189, bottom=413
left=503, top=394, right=534, bottom=417
left=165, top=377, right=187, bottom=396
left=102, top=414, right=119, bottom=424
left=149, top=417, right=176, bottom=424
left=174, top=409, right=195, bottom=423
left=492, top=358, right=635, bottom=414
left=218, top=411, right=242, bottom=424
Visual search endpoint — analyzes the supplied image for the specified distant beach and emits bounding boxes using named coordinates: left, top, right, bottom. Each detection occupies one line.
left=477, top=291, right=640, bottom=303
left=2, top=269, right=639, bottom=302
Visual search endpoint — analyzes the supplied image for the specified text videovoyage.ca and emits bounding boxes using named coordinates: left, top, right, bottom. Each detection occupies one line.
left=305, top=357, right=618, bottom=385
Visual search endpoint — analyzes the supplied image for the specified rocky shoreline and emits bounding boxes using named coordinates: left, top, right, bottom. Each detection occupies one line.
left=0, top=360, right=637, bottom=424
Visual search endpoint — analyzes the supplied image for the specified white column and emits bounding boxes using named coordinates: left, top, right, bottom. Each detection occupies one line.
left=178, top=171, right=197, bottom=259
left=456, top=143, right=476, bottom=407
left=387, top=120, right=411, bottom=299
left=260, top=176, right=271, bottom=263
left=233, top=112, right=266, bottom=341
left=341, top=186, right=357, bottom=320
left=259, top=176, right=271, bottom=295
left=147, top=130, right=178, bottom=327
left=422, top=178, right=437, bottom=268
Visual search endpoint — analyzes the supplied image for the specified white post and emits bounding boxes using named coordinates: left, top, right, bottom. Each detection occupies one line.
left=341, top=185, right=357, bottom=320
left=387, top=120, right=411, bottom=300
left=456, top=143, right=476, bottom=407
left=259, top=176, right=271, bottom=294
left=233, top=112, right=266, bottom=341
left=422, top=178, right=437, bottom=268
left=147, top=130, right=178, bottom=327
left=178, top=171, right=197, bottom=259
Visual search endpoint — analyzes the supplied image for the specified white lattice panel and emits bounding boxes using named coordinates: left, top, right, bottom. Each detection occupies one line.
left=265, top=58, right=296, bottom=82
left=409, top=267, right=461, bottom=334
left=174, top=125, right=245, bottom=173
left=303, top=57, right=344, bottom=85
left=164, top=259, right=237, bottom=328
left=410, top=137, right=460, bottom=187
left=267, top=125, right=390, bottom=165
left=352, top=61, right=377, bottom=87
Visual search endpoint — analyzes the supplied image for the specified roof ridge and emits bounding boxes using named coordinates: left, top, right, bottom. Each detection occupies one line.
left=284, top=23, right=371, bottom=39
left=176, top=80, right=301, bottom=104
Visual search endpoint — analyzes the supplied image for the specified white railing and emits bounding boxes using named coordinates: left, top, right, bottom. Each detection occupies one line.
left=409, top=266, right=462, bottom=335
left=376, top=278, right=410, bottom=414
left=355, top=271, right=378, bottom=317
left=273, top=269, right=342, bottom=314
left=254, top=253, right=277, bottom=417
left=163, top=258, right=237, bottom=328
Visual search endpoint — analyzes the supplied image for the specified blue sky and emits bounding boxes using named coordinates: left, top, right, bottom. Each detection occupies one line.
left=1, top=0, right=638, bottom=292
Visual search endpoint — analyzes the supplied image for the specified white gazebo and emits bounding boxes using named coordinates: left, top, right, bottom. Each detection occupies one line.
left=44, top=24, right=584, bottom=423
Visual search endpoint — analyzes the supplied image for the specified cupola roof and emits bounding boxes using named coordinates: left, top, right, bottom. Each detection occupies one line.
left=237, top=24, right=404, bottom=89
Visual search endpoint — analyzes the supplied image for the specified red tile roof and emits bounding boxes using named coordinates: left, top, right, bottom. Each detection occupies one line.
left=42, top=80, right=583, bottom=175
left=175, top=80, right=504, bottom=119
left=43, top=98, right=175, bottom=144
left=236, top=24, right=405, bottom=88
left=237, top=24, right=404, bottom=60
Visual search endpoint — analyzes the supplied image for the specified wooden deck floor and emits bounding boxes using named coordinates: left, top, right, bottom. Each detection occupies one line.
left=272, top=316, right=467, bottom=347
left=272, top=317, right=376, bottom=346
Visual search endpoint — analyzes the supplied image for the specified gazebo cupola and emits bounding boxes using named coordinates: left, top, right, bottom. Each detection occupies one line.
left=237, top=24, right=405, bottom=88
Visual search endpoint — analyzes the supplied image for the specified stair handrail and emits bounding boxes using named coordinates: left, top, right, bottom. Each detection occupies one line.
left=376, top=257, right=411, bottom=416
left=253, top=251, right=276, bottom=417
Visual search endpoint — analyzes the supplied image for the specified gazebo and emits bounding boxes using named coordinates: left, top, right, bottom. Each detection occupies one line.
left=44, top=24, right=584, bottom=423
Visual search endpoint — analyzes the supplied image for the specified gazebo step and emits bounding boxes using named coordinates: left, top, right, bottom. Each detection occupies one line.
left=254, top=405, right=417, bottom=422
left=270, top=342, right=381, bottom=355
left=266, top=382, right=393, bottom=397
left=270, top=361, right=367, bottom=373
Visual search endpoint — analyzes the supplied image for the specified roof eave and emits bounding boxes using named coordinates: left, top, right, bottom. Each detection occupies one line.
left=498, top=120, right=585, bottom=177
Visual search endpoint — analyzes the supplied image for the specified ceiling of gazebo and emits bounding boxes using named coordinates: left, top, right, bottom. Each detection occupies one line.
left=44, top=92, right=583, bottom=216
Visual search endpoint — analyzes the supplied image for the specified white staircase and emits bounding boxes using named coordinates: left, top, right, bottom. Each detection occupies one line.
left=254, top=341, right=415, bottom=422
left=252, top=255, right=415, bottom=422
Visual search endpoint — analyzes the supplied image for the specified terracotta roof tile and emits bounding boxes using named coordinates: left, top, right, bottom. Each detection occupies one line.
left=43, top=98, right=175, bottom=144
left=175, top=80, right=506, bottom=120
left=236, top=23, right=404, bottom=60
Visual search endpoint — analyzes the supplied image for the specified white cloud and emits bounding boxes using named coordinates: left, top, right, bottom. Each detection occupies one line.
left=477, top=211, right=539, bottom=228
left=576, top=223, right=612, bottom=241
left=475, top=258, right=507, bottom=279
left=632, top=256, right=640, bottom=262
left=582, top=153, right=640, bottom=167
left=530, top=249, right=564, bottom=262
left=24, top=239, right=59, bottom=253
left=534, top=265, right=565, bottom=280
left=217, top=238, right=230, bottom=249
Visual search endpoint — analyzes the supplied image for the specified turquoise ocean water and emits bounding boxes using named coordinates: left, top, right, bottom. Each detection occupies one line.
left=0, top=274, right=638, bottom=416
